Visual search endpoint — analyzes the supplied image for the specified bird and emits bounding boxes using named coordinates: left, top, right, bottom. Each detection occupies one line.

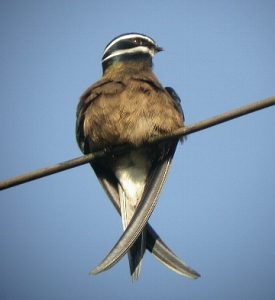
left=76, top=33, right=200, bottom=280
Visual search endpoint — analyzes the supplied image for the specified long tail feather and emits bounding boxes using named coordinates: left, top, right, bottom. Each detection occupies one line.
left=92, top=146, right=174, bottom=275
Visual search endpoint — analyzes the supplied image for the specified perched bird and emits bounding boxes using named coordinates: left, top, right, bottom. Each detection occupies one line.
left=76, top=33, right=199, bottom=280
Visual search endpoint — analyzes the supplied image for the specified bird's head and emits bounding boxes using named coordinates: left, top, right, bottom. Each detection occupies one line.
left=101, top=33, right=163, bottom=73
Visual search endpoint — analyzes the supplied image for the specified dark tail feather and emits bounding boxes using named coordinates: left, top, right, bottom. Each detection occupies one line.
left=128, top=231, right=146, bottom=281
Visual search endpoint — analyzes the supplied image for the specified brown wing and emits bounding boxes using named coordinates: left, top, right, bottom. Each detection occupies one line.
left=76, top=78, right=125, bottom=153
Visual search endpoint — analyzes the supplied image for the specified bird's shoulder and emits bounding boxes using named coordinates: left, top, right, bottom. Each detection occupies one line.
left=77, top=78, right=125, bottom=115
left=76, top=71, right=166, bottom=119
left=165, top=87, right=185, bottom=122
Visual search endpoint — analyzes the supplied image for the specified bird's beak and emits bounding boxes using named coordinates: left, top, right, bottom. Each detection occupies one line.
left=155, top=46, right=164, bottom=53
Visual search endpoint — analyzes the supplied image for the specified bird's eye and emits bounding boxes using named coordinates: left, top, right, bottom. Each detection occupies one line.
left=132, top=38, right=142, bottom=46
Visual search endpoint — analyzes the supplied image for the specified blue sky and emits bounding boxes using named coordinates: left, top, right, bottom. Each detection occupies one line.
left=0, top=1, right=275, bottom=299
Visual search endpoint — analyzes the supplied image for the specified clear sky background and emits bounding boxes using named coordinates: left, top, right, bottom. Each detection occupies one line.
left=0, top=1, right=275, bottom=299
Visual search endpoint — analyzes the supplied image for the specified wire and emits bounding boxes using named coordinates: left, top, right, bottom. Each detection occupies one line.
left=0, top=95, right=274, bottom=191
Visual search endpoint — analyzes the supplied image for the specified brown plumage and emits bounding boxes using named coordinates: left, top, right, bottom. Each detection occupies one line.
left=78, top=61, right=183, bottom=150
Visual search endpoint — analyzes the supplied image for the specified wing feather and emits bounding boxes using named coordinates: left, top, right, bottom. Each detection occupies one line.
left=92, top=143, right=178, bottom=275
left=92, top=162, right=199, bottom=278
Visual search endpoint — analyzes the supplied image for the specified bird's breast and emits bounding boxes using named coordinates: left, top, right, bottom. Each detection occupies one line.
left=84, top=86, right=183, bottom=148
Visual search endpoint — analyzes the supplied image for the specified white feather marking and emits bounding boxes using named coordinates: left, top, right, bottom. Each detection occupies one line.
left=101, top=45, right=155, bottom=63
left=103, top=33, right=155, bottom=56
left=114, top=150, right=151, bottom=229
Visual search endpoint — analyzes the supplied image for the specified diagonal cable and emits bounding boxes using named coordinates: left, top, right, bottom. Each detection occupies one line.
left=0, top=95, right=274, bottom=191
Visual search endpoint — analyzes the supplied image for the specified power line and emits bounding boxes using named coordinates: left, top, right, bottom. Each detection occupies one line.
left=0, top=95, right=274, bottom=191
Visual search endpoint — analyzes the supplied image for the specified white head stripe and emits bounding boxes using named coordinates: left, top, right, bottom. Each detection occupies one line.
left=101, top=45, right=155, bottom=63
left=103, top=34, right=155, bottom=57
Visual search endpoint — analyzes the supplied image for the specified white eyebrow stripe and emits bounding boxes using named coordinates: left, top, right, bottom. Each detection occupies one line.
left=101, top=45, right=155, bottom=63
left=103, top=34, right=155, bottom=56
